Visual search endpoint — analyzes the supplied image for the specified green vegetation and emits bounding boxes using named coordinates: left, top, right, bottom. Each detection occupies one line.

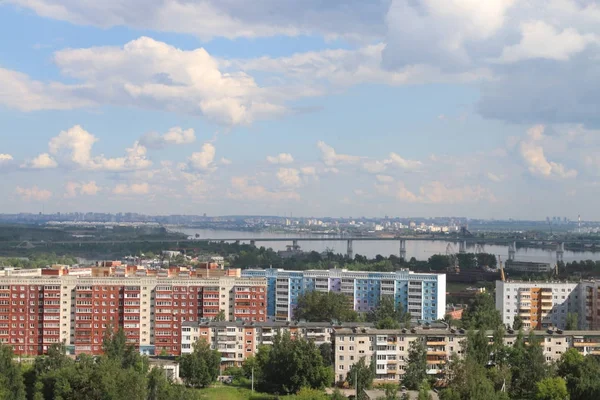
left=254, top=331, right=333, bottom=394
left=461, top=292, right=502, bottom=330
left=401, top=339, right=427, bottom=390
left=179, top=339, right=221, bottom=388
left=294, top=291, right=358, bottom=322
left=346, top=357, right=375, bottom=400
left=366, top=296, right=411, bottom=329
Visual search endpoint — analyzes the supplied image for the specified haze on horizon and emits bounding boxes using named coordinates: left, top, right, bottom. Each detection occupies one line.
left=0, top=1, right=597, bottom=220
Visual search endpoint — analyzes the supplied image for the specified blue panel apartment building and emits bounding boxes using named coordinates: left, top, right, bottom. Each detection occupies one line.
left=241, top=268, right=446, bottom=322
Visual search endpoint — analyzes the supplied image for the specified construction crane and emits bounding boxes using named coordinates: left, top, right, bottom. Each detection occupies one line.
left=446, top=243, right=459, bottom=273
left=498, top=255, right=506, bottom=282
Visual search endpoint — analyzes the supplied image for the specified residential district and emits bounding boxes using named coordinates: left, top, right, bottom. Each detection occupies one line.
left=0, top=258, right=600, bottom=388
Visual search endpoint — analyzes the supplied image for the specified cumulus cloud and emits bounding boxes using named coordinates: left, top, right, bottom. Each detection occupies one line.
left=266, top=153, right=294, bottom=164
left=493, top=21, right=598, bottom=63
left=317, top=141, right=361, bottom=166
left=15, top=186, right=52, bottom=201
left=0, top=154, right=13, bottom=162
left=300, top=166, right=317, bottom=176
left=276, top=168, right=301, bottom=187
left=519, top=125, right=577, bottom=179
left=386, top=152, right=423, bottom=170
left=376, top=180, right=495, bottom=203
left=6, top=0, right=388, bottom=41
left=228, top=176, right=299, bottom=201
left=188, top=143, right=216, bottom=172
left=29, top=125, right=152, bottom=171
left=26, top=153, right=58, bottom=169
left=220, top=157, right=232, bottom=165
left=376, top=175, right=394, bottom=183
left=65, top=181, right=101, bottom=197
left=139, top=127, right=195, bottom=149
left=113, top=182, right=150, bottom=195
left=50, top=37, right=284, bottom=125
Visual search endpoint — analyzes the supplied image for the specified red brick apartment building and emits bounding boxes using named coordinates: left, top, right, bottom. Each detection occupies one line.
left=0, top=276, right=266, bottom=357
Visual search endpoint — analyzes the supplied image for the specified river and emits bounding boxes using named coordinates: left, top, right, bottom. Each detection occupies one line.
left=176, top=228, right=600, bottom=264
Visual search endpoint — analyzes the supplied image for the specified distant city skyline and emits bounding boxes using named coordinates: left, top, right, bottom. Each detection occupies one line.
left=1, top=1, right=598, bottom=218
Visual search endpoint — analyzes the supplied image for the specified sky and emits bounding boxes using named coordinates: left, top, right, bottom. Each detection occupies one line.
left=0, top=0, right=599, bottom=219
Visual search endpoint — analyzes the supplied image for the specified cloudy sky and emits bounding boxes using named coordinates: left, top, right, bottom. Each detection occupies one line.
left=0, top=0, right=598, bottom=219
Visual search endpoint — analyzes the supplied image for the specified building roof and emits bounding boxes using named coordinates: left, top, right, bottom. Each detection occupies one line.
left=182, top=320, right=375, bottom=329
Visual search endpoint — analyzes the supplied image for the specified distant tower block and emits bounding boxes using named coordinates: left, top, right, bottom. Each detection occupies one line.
left=508, top=241, right=516, bottom=261
left=347, top=239, right=353, bottom=259
left=250, top=240, right=256, bottom=247
left=459, top=240, right=466, bottom=254
left=556, top=242, right=564, bottom=263
left=399, top=239, right=407, bottom=260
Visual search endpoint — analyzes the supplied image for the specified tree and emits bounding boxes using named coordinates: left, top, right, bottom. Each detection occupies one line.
left=0, top=344, right=26, bottom=400
left=462, top=293, right=502, bottom=330
left=213, top=310, right=226, bottom=321
left=428, top=254, right=451, bottom=271
left=512, top=315, right=524, bottom=331
left=402, top=339, right=427, bottom=390
left=535, top=377, right=569, bottom=400
left=509, top=332, right=548, bottom=399
left=256, top=331, right=333, bottom=394
left=566, top=313, right=578, bottom=330
left=558, top=348, right=600, bottom=400
left=319, top=342, right=334, bottom=367
left=295, top=291, right=358, bottom=322
left=417, top=381, right=433, bottom=400
left=367, top=296, right=411, bottom=329
left=331, top=388, right=347, bottom=400
left=380, top=383, right=399, bottom=400
left=346, top=356, right=375, bottom=399
left=179, top=338, right=220, bottom=388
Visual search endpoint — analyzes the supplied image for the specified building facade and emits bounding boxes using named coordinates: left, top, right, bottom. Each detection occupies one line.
left=181, top=321, right=368, bottom=369
left=496, top=280, right=582, bottom=330
left=333, top=326, right=600, bottom=384
left=241, top=268, right=446, bottom=322
left=0, top=275, right=266, bottom=357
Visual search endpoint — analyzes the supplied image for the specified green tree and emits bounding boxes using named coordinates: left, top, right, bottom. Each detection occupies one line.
left=535, top=377, right=569, bottom=400
left=427, top=254, right=451, bottom=271
left=461, top=293, right=502, bottom=330
left=402, top=339, right=427, bottom=390
left=319, top=342, right=334, bottom=367
left=367, top=296, right=411, bottom=329
left=179, top=338, right=221, bottom=388
left=295, top=291, right=358, bottom=322
left=331, top=387, right=347, bottom=400
left=512, top=315, right=524, bottom=331
left=0, top=344, right=26, bottom=400
left=565, top=313, right=578, bottom=330
left=346, top=356, right=375, bottom=400
left=257, top=331, right=333, bottom=394
left=213, top=310, right=226, bottom=321
left=417, top=381, right=433, bottom=400
left=380, top=383, right=399, bottom=400
left=558, top=348, right=600, bottom=400
left=509, top=332, right=548, bottom=399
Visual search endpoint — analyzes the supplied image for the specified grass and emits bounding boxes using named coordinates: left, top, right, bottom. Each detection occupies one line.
left=197, top=385, right=278, bottom=400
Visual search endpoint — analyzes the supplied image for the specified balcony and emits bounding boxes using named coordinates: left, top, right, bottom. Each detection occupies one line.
left=427, top=341, right=446, bottom=346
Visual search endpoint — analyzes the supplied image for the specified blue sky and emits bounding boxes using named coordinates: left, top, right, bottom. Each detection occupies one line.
left=1, top=0, right=599, bottom=219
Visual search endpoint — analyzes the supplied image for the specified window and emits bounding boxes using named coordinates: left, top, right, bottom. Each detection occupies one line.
left=339, top=346, right=344, bottom=351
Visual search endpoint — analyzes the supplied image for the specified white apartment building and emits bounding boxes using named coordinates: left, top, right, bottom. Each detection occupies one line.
left=181, top=321, right=368, bottom=369
left=496, top=280, right=580, bottom=330
left=333, top=326, right=600, bottom=384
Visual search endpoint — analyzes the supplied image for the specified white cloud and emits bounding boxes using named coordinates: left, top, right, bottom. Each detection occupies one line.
left=383, top=0, right=515, bottom=68
left=386, top=152, right=423, bottom=170
left=6, top=0, right=387, bottom=41
left=113, top=182, right=150, bottom=195
left=276, top=168, right=301, bottom=187
left=220, top=157, right=232, bottom=165
left=35, top=125, right=152, bottom=171
left=418, top=181, right=496, bottom=204
left=27, top=153, right=58, bottom=169
left=266, top=153, right=294, bottom=164
left=487, top=172, right=503, bottom=182
left=139, top=127, right=195, bottom=148
left=64, top=181, right=101, bottom=198
left=317, top=141, right=361, bottom=166
left=493, top=21, right=597, bottom=63
left=376, top=175, right=394, bottom=183
left=519, top=125, right=577, bottom=179
left=51, top=37, right=284, bottom=125
left=228, top=176, right=299, bottom=201
left=0, top=67, right=95, bottom=112
left=0, top=154, right=13, bottom=162
left=300, top=166, right=317, bottom=176
left=15, top=186, right=52, bottom=201
left=363, top=160, right=387, bottom=174
left=188, top=143, right=216, bottom=172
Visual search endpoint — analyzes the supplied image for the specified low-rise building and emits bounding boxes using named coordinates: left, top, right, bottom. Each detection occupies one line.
left=333, top=326, right=600, bottom=384
left=505, top=260, right=553, bottom=273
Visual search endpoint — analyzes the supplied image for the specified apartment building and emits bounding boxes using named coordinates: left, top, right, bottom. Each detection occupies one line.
left=0, top=275, right=266, bottom=357
left=496, top=281, right=580, bottom=329
left=241, top=268, right=446, bottom=322
left=181, top=320, right=370, bottom=369
left=333, top=326, right=600, bottom=384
